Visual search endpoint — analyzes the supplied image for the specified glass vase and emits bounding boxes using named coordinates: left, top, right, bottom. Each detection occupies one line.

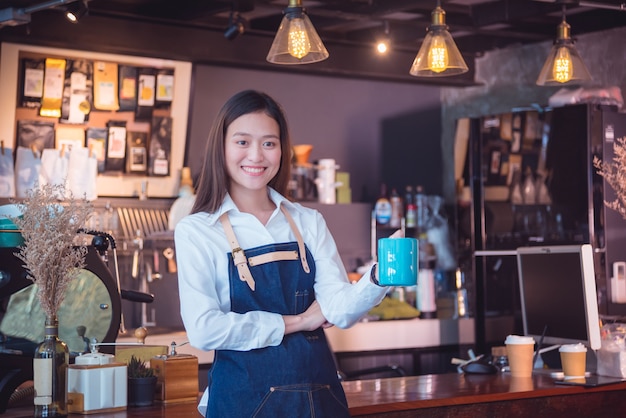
left=33, top=315, right=69, bottom=417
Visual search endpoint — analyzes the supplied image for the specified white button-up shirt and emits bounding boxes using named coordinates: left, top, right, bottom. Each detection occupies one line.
left=174, top=188, right=386, bottom=353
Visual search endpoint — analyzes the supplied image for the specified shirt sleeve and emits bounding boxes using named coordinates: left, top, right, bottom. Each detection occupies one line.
left=174, top=216, right=286, bottom=352
left=308, top=210, right=387, bottom=328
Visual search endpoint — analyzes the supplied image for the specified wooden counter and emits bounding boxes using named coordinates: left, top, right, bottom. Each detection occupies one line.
left=4, top=371, right=625, bottom=417
left=344, top=372, right=626, bottom=417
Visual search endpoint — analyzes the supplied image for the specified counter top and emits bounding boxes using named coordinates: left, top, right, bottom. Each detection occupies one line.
left=344, top=371, right=626, bottom=417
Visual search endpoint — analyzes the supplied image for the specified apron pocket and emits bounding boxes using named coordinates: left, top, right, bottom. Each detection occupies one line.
left=252, top=383, right=349, bottom=418
left=293, top=289, right=312, bottom=314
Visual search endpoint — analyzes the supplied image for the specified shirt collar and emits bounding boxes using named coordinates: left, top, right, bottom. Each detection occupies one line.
left=205, top=187, right=294, bottom=226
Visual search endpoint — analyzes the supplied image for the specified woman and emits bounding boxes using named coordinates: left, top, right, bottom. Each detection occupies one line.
left=175, top=90, right=392, bottom=417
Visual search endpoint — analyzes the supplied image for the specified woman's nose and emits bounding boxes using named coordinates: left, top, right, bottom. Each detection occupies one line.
left=247, top=143, right=263, bottom=161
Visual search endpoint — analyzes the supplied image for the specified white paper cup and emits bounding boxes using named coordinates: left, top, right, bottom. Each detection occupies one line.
left=505, top=335, right=535, bottom=378
left=559, top=343, right=587, bottom=378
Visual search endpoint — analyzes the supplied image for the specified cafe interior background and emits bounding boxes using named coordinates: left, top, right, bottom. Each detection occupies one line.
left=2, top=0, right=626, bottom=399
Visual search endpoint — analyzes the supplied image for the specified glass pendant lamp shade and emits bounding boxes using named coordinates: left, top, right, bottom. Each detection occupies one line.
left=409, top=4, right=468, bottom=77
left=536, top=19, right=592, bottom=86
left=267, top=0, right=329, bottom=65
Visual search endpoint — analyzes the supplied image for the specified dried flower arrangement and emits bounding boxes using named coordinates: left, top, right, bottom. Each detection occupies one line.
left=593, top=135, right=626, bottom=221
left=10, top=183, right=93, bottom=317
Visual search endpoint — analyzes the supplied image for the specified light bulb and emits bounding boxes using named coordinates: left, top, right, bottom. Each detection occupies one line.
left=552, top=46, right=573, bottom=83
left=288, top=18, right=311, bottom=59
left=428, top=35, right=448, bottom=73
left=376, top=41, right=388, bottom=54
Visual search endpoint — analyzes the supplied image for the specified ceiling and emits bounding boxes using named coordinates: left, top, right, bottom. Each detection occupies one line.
left=1, top=0, right=626, bottom=85
left=31, top=0, right=626, bottom=56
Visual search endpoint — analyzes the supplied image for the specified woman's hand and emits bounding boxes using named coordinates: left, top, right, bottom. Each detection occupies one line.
left=283, top=300, right=332, bottom=335
left=389, top=229, right=404, bottom=238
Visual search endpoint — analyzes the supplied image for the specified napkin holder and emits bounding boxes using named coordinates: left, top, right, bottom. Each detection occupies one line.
left=67, top=349, right=127, bottom=414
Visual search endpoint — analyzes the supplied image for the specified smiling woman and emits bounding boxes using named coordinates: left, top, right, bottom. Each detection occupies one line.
left=173, top=90, right=398, bottom=417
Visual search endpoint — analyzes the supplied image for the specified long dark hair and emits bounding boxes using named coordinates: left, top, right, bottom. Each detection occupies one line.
left=191, top=90, right=292, bottom=214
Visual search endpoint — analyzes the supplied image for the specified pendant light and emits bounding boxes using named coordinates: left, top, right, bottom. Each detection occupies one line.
left=409, top=0, right=468, bottom=77
left=536, top=6, right=592, bottom=86
left=266, top=0, right=329, bottom=65
left=376, top=21, right=391, bottom=55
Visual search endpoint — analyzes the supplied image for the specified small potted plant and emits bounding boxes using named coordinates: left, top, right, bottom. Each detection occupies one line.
left=127, top=355, right=157, bottom=407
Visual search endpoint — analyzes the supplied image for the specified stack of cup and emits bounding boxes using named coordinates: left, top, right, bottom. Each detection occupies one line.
left=559, top=343, right=587, bottom=380
left=505, top=335, right=536, bottom=378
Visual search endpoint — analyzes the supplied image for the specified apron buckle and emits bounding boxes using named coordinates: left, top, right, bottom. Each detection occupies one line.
left=232, top=247, right=247, bottom=266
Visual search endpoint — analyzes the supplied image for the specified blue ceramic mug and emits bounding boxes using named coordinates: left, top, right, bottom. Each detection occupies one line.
left=377, top=237, right=419, bottom=286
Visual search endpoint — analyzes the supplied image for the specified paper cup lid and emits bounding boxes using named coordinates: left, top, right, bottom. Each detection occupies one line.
left=505, top=335, right=535, bottom=345
left=559, top=343, right=587, bottom=352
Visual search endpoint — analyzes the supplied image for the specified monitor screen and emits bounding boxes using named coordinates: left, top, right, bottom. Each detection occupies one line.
left=516, top=244, right=601, bottom=351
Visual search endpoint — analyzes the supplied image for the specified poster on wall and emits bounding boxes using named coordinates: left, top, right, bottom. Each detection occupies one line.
left=55, top=126, right=85, bottom=153
left=20, top=58, right=45, bottom=109
left=136, top=67, right=156, bottom=120
left=105, top=121, right=127, bottom=172
left=149, top=116, right=171, bottom=176
left=39, top=58, right=66, bottom=118
left=4, top=43, right=191, bottom=197
left=60, top=59, right=93, bottom=124
left=16, top=120, right=55, bottom=152
left=93, top=61, right=120, bottom=111
left=118, top=65, right=138, bottom=112
left=155, top=69, right=174, bottom=109
left=126, top=131, right=148, bottom=174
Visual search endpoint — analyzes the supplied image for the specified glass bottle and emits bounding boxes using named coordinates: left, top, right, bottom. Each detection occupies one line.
left=426, top=195, right=456, bottom=271
left=404, top=185, right=417, bottom=228
left=389, top=188, right=403, bottom=228
left=33, top=315, right=69, bottom=417
left=374, top=183, right=392, bottom=226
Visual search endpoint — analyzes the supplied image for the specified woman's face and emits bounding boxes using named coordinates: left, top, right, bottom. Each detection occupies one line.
left=225, top=111, right=282, bottom=195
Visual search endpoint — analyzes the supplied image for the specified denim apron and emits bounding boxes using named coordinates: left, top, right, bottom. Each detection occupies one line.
left=206, top=205, right=350, bottom=418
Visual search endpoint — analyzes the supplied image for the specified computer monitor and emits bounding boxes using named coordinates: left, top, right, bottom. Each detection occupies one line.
left=516, top=244, right=601, bottom=351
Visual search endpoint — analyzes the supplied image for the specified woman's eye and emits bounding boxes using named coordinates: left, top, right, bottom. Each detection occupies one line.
left=263, top=140, right=278, bottom=148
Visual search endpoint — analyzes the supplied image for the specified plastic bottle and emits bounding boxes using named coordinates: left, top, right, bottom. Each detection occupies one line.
left=374, top=183, right=392, bottom=226
left=389, top=188, right=403, bottom=228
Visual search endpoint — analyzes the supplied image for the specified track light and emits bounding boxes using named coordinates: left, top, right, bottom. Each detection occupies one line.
left=224, top=11, right=245, bottom=40
left=65, top=0, right=88, bottom=24
left=409, top=0, right=468, bottom=77
left=376, top=21, right=391, bottom=55
left=266, top=0, right=329, bottom=65
left=536, top=6, right=592, bottom=86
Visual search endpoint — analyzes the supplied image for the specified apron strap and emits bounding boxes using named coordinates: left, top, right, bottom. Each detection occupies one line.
left=218, top=204, right=311, bottom=292
left=279, top=205, right=311, bottom=274
left=219, top=212, right=256, bottom=291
